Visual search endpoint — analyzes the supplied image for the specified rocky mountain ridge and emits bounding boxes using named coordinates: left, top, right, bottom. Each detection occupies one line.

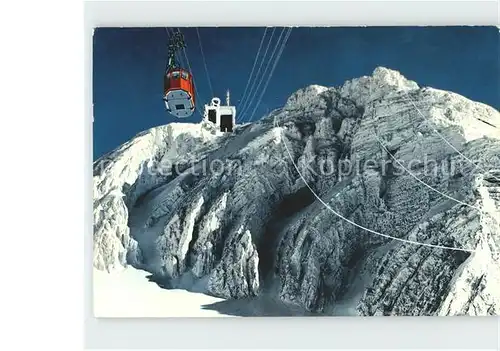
left=93, top=67, right=500, bottom=316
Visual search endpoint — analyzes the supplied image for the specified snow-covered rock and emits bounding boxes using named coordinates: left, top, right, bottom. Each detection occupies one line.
left=93, top=67, right=500, bottom=316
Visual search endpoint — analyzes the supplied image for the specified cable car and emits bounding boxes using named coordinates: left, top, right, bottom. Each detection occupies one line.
left=163, top=31, right=196, bottom=118
left=203, top=90, right=236, bottom=133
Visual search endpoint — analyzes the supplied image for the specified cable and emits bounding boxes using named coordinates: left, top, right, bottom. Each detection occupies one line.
left=176, top=28, right=205, bottom=116
left=239, top=27, right=284, bottom=122
left=373, top=126, right=483, bottom=212
left=273, top=114, right=475, bottom=253
left=165, top=28, right=185, bottom=69
left=196, top=27, right=214, bottom=98
left=182, top=46, right=204, bottom=116
left=367, top=81, right=483, bottom=213
left=245, top=28, right=292, bottom=123
left=403, top=91, right=500, bottom=182
left=238, top=27, right=269, bottom=112
left=165, top=27, right=204, bottom=117
left=240, top=27, right=288, bottom=122
left=238, top=27, right=277, bottom=121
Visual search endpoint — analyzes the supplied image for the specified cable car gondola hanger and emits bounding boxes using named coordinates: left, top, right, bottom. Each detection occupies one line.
left=163, top=31, right=196, bottom=118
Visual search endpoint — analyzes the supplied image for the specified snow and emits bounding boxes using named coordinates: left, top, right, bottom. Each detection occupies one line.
left=93, top=267, right=313, bottom=317
left=310, top=84, right=328, bottom=94
left=166, top=121, right=218, bottom=141
left=93, top=66, right=500, bottom=316
left=93, top=267, right=229, bottom=317
left=205, top=193, right=227, bottom=232
left=423, top=88, right=500, bottom=142
left=180, top=195, right=205, bottom=259
left=239, top=127, right=282, bottom=155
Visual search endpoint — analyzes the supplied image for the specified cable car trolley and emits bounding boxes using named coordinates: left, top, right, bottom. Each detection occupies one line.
left=163, top=31, right=196, bottom=118
left=204, top=90, right=236, bottom=133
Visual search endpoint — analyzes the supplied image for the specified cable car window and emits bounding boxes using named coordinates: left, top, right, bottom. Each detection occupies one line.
left=172, top=71, right=180, bottom=79
left=166, top=72, right=171, bottom=78
left=181, top=71, right=189, bottom=80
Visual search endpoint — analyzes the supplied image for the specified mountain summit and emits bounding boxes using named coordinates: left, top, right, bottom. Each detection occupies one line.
left=93, top=67, right=500, bottom=316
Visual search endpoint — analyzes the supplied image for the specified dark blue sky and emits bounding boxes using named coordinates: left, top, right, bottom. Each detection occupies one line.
left=93, top=26, right=499, bottom=160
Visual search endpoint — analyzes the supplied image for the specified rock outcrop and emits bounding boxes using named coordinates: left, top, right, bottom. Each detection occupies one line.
left=93, top=67, right=500, bottom=315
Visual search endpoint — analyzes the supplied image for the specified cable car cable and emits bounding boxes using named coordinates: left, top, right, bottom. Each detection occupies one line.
left=163, top=28, right=197, bottom=119
left=246, top=27, right=292, bottom=123
left=238, top=27, right=269, bottom=112
left=166, top=27, right=203, bottom=117
left=176, top=27, right=205, bottom=116
left=241, top=27, right=287, bottom=122
left=403, top=91, right=500, bottom=182
left=243, top=27, right=290, bottom=123
left=366, top=78, right=484, bottom=212
left=181, top=46, right=204, bottom=116
left=238, top=27, right=277, bottom=121
left=239, top=27, right=283, bottom=122
left=167, top=28, right=188, bottom=71
left=273, top=114, right=476, bottom=253
left=370, top=110, right=483, bottom=212
left=369, top=83, right=498, bottom=256
left=196, top=27, right=214, bottom=99
left=242, top=28, right=288, bottom=123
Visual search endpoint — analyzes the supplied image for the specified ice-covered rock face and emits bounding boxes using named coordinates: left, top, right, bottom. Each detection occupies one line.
left=93, top=67, right=500, bottom=316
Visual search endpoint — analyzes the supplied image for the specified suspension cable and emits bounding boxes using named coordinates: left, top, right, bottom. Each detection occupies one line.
left=196, top=27, right=214, bottom=98
left=238, top=27, right=269, bottom=112
left=245, top=28, right=292, bottom=123
left=404, top=91, right=500, bottom=182
left=165, top=28, right=186, bottom=69
left=274, top=114, right=476, bottom=253
left=238, top=27, right=277, bottom=121
left=176, top=28, right=205, bottom=116
left=165, top=27, right=204, bottom=117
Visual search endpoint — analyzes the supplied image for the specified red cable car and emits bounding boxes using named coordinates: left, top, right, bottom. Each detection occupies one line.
left=163, top=68, right=195, bottom=118
left=163, top=31, right=196, bottom=118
